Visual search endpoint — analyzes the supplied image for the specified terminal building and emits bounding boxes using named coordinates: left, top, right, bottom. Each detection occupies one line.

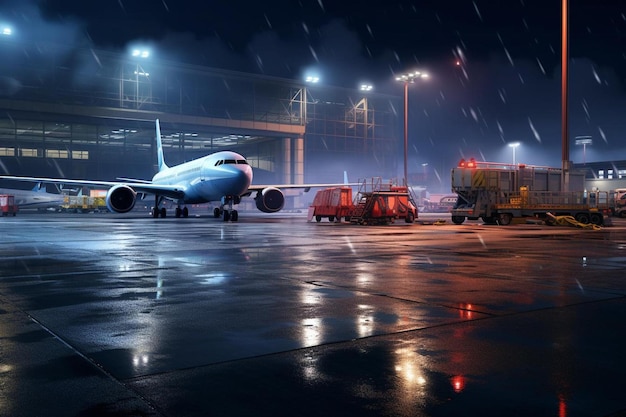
left=0, top=44, right=402, bottom=208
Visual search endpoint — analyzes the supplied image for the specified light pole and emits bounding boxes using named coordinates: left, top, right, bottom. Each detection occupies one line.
left=575, top=136, right=592, bottom=164
left=396, top=71, right=428, bottom=186
left=302, top=74, right=320, bottom=125
left=508, top=142, right=520, bottom=165
left=561, top=0, right=570, bottom=190
left=131, top=48, right=150, bottom=109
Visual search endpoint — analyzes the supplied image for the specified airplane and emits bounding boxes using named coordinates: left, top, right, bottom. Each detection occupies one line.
left=0, top=119, right=341, bottom=221
left=0, top=183, right=64, bottom=210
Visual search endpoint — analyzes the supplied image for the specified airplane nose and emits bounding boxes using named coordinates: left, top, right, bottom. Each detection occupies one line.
left=218, top=165, right=252, bottom=195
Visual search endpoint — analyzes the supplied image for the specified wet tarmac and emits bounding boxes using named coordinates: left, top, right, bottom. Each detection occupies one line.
left=1, top=211, right=626, bottom=416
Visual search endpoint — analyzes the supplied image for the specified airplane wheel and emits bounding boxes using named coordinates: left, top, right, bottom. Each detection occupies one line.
left=175, top=207, right=182, bottom=218
left=231, top=210, right=238, bottom=222
left=160, top=207, right=167, bottom=218
left=183, top=207, right=189, bottom=218
left=223, top=210, right=230, bottom=222
left=151, top=207, right=159, bottom=218
left=214, top=207, right=221, bottom=218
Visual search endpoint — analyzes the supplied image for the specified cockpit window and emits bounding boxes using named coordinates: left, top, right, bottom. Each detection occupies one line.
left=215, top=159, right=248, bottom=166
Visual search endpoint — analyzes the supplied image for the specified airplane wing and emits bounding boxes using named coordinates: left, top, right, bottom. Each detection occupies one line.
left=0, top=175, right=186, bottom=200
left=247, top=183, right=355, bottom=193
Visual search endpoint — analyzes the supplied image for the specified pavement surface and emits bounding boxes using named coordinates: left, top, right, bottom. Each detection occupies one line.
left=1, top=211, right=626, bottom=417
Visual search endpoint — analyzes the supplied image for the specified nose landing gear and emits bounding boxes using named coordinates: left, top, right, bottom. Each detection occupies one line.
left=214, top=195, right=241, bottom=221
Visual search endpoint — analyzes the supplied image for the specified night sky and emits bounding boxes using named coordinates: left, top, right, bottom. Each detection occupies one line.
left=3, top=0, right=626, bottom=179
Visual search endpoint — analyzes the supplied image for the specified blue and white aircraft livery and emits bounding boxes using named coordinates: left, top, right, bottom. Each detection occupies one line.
left=0, top=119, right=333, bottom=221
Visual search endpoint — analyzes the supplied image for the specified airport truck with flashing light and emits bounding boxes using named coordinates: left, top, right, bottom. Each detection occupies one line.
left=450, top=159, right=610, bottom=226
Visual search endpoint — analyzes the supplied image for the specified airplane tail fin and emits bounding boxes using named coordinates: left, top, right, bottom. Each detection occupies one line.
left=156, top=119, right=169, bottom=172
left=343, top=171, right=349, bottom=185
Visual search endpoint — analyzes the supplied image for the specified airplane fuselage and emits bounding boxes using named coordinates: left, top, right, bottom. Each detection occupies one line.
left=151, top=150, right=253, bottom=204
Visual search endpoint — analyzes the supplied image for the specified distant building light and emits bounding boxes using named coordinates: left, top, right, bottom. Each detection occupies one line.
left=360, top=84, right=373, bottom=91
left=305, top=76, right=319, bottom=83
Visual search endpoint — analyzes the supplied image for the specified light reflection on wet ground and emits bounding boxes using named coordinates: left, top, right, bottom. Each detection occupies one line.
left=0, top=212, right=625, bottom=416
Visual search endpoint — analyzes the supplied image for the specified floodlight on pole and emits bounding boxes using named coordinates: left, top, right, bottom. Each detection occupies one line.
left=305, top=75, right=319, bottom=83
left=395, top=71, right=429, bottom=186
left=1, top=26, right=12, bottom=36
left=575, top=135, right=592, bottom=164
left=129, top=48, right=151, bottom=109
left=132, top=49, right=150, bottom=58
left=360, top=84, right=373, bottom=91
left=302, top=75, right=321, bottom=127
left=508, top=142, right=520, bottom=165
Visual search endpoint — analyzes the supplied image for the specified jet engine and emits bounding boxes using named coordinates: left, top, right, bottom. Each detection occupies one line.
left=254, top=187, right=285, bottom=213
left=105, top=184, right=137, bottom=213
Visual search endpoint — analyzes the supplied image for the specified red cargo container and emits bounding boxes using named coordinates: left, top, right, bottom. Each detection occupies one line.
left=308, top=187, right=354, bottom=222
left=0, top=194, right=18, bottom=216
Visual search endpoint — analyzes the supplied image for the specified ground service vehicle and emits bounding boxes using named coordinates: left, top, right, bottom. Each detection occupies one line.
left=308, top=178, right=418, bottom=225
left=0, top=194, right=18, bottom=216
left=450, top=159, right=610, bottom=226
left=613, top=188, right=626, bottom=217
left=61, top=194, right=106, bottom=213
left=308, top=187, right=353, bottom=222
left=350, top=179, right=417, bottom=225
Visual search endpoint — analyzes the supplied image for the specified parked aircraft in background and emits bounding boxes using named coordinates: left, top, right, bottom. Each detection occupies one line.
left=0, top=119, right=339, bottom=221
left=0, top=183, right=64, bottom=210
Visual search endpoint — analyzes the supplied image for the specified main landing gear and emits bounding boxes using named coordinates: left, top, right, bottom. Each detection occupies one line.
left=151, top=206, right=189, bottom=218
left=174, top=206, right=189, bottom=218
left=150, top=195, right=189, bottom=218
